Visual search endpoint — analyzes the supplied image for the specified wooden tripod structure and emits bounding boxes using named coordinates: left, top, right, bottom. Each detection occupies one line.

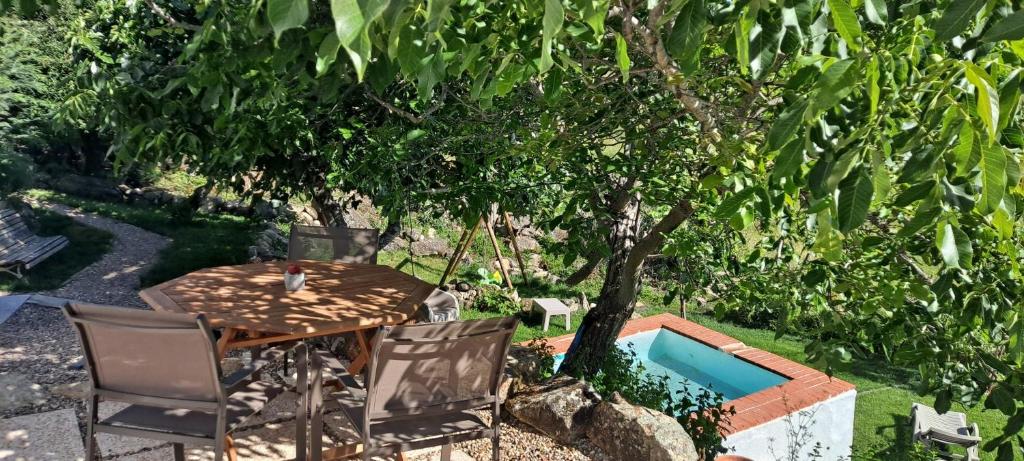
left=439, top=210, right=530, bottom=292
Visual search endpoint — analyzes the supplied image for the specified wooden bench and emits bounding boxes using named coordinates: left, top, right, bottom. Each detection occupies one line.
left=0, top=208, right=69, bottom=278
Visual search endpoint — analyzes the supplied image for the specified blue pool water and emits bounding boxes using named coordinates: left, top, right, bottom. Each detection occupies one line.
left=555, top=328, right=788, bottom=400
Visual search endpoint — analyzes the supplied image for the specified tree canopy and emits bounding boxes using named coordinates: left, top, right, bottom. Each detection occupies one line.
left=7, top=0, right=1024, bottom=455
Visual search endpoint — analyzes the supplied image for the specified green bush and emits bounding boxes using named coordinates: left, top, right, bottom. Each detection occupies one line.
left=566, top=346, right=735, bottom=460
left=0, top=147, right=34, bottom=196
left=473, top=287, right=521, bottom=316
left=587, top=346, right=673, bottom=411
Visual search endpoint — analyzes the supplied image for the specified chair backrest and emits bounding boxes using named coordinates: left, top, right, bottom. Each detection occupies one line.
left=363, top=317, right=518, bottom=423
left=0, top=208, right=33, bottom=259
left=288, top=225, right=379, bottom=263
left=63, top=303, right=224, bottom=407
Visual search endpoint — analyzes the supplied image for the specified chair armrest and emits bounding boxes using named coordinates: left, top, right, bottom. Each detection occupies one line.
left=313, top=349, right=366, bottom=398
left=926, top=427, right=982, bottom=446
left=223, top=343, right=297, bottom=394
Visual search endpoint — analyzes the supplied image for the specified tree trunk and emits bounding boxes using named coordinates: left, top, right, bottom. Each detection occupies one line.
left=311, top=189, right=347, bottom=227
left=560, top=197, right=642, bottom=376
left=560, top=197, right=695, bottom=376
left=379, top=215, right=403, bottom=248
left=174, top=178, right=213, bottom=222
left=565, top=250, right=604, bottom=286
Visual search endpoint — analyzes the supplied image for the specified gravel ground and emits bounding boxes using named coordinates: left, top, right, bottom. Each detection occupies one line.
left=28, top=200, right=170, bottom=307
left=406, top=412, right=607, bottom=461
left=0, top=303, right=87, bottom=419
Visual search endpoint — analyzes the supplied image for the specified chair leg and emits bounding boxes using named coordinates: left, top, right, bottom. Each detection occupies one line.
left=440, top=444, right=452, bottom=461
left=564, top=313, right=571, bottom=329
left=492, top=435, right=500, bottom=461
left=173, top=443, right=185, bottom=461
left=214, top=434, right=225, bottom=461
left=84, top=395, right=98, bottom=461
left=225, top=435, right=238, bottom=461
left=542, top=314, right=550, bottom=332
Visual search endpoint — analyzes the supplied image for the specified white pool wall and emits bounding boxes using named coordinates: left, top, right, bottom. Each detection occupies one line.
left=722, top=389, right=857, bottom=461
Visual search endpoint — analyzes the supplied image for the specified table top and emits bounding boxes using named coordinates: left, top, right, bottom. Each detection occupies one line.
left=140, top=261, right=435, bottom=335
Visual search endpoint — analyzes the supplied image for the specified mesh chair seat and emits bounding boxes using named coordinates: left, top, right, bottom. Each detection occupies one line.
left=331, top=394, right=491, bottom=445
left=102, top=380, right=286, bottom=438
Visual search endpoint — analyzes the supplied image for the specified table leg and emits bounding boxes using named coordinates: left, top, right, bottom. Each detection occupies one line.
left=346, top=329, right=372, bottom=375
left=217, top=328, right=237, bottom=359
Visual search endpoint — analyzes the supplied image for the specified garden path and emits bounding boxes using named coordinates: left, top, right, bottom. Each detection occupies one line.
left=26, top=199, right=171, bottom=307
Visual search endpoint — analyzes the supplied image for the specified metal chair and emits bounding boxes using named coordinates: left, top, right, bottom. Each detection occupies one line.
left=287, top=225, right=379, bottom=263
left=309, top=317, right=519, bottom=461
left=63, top=302, right=309, bottom=461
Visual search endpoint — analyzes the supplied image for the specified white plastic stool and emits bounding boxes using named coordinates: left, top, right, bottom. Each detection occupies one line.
left=532, top=298, right=571, bottom=332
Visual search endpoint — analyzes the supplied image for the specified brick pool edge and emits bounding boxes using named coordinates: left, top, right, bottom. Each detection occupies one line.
left=534, top=313, right=856, bottom=436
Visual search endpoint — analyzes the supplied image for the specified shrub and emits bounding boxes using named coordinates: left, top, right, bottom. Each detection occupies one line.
left=669, top=383, right=736, bottom=460
left=587, top=346, right=673, bottom=410
left=0, top=147, right=34, bottom=196
left=473, top=287, right=521, bottom=316
left=525, top=337, right=556, bottom=382
left=566, top=345, right=735, bottom=460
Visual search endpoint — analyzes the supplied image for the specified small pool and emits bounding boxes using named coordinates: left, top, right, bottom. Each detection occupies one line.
left=554, top=328, right=789, bottom=400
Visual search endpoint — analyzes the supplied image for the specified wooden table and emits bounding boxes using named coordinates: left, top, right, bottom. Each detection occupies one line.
left=140, top=260, right=435, bottom=373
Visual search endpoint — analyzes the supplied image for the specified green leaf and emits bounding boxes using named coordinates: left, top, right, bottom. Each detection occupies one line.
left=767, top=98, right=808, bottom=150
left=714, top=187, right=757, bottom=220
left=898, top=204, right=941, bottom=238
left=810, top=59, right=859, bottom=115
left=981, top=9, right=1024, bottom=42
left=837, top=168, right=873, bottom=233
left=987, top=384, right=1017, bottom=416
left=813, top=210, right=843, bottom=261
left=750, top=17, right=784, bottom=80
left=937, top=220, right=960, bottom=268
left=771, top=139, right=804, bottom=182
left=665, top=0, right=706, bottom=75
left=330, top=0, right=364, bottom=46
left=268, top=0, right=309, bottom=42
left=614, top=32, right=630, bottom=83
left=863, top=0, right=887, bottom=25
left=316, top=33, right=342, bottom=77
left=998, top=69, right=1021, bottom=133
left=867, top=56, right=880, bottom=117
left=934, top=0, right=986, bottom=42
left=827, top=0, right=862, bottom=51
left=894, top=180, right=936, bottom=207
left=954, top=123, right=978, bottom=175
left=942, top=178, right=975, bottom=212
left=540, top=0, right=564, bottom=73
left=978, top=142, right=1008, bottom=214
left=826, top=151, right=861, bottom=193
left=965, top=62, right=1001, bottom=141
left=734, top=3, right=757, bottom=75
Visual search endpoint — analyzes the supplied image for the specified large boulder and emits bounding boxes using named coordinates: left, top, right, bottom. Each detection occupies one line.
left=50, top=174, right=122, bottom=202
left=586, top=394, right=698, bottom=461
left=505, top=375, right=600, bottom=444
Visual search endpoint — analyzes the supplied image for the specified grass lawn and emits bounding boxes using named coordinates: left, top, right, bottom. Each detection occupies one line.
left=22, top=189, right=259, bottom=287
left=0, top=208, right=113, bottom=293
left=380, top=250, right=1017, bottom=460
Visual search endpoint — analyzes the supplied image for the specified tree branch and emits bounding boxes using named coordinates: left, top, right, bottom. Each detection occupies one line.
left=143, top=0, right=201, bottom=31
left=622, top=198, right=695, bottom=277
left=608, top=3, right=721, bottom=144
left=365, top=88, right=445, bottom=124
